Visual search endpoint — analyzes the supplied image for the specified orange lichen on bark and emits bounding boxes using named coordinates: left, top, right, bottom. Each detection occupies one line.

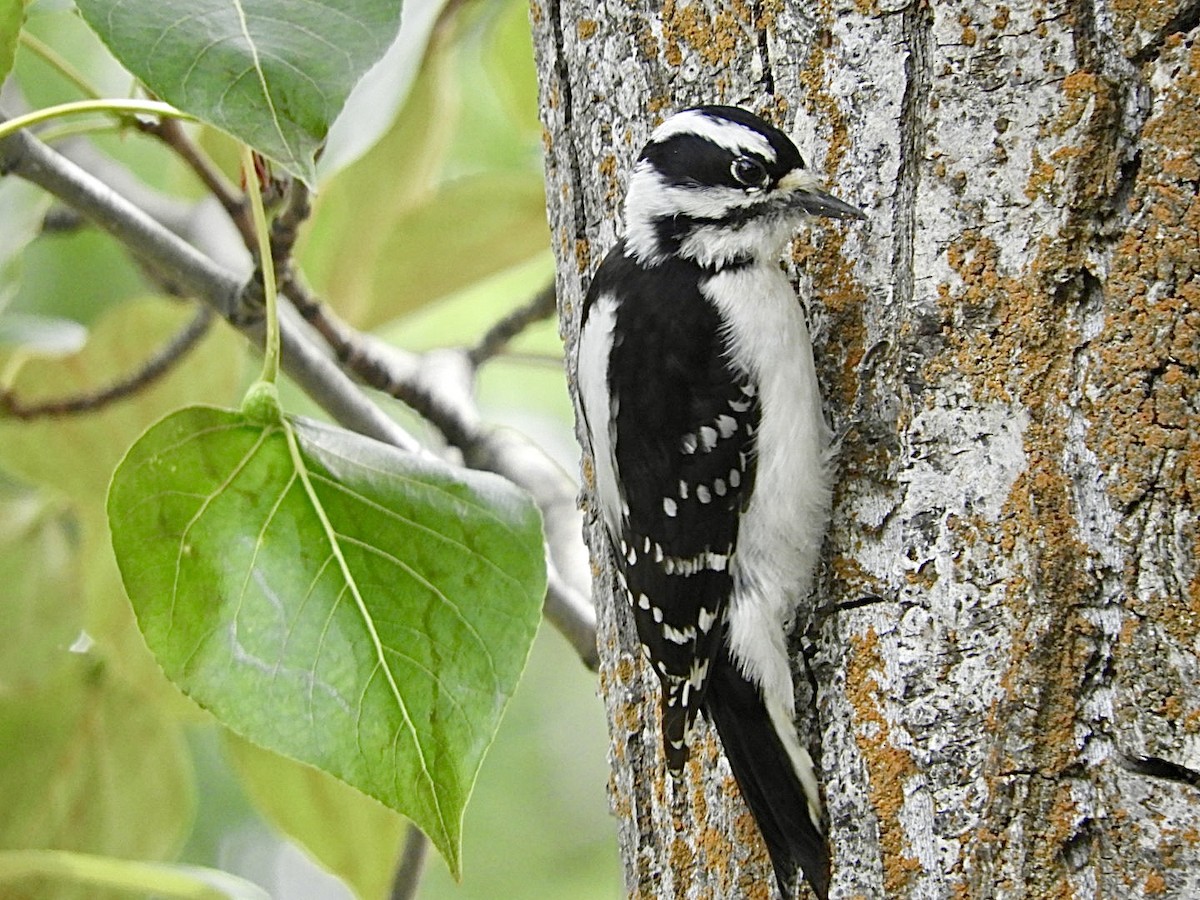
left=574, top=237, right=591, bottom=274
left=847, top=627, right=922, bottom=894
left=669, top=834, right=697, bottom=892
left=731, top=810, right=774, bottom=900
left=1110, top=0, right=1188, bottom=57
left=795, top=228, right=870, bottom=410
left=928, top=31, right=1198, bottom=893
left=1144, top=871, right=1168, bottom=895
left=598, top=153, right=621, bottom=205
left=788, top=0, right=867, bottom=425
left=691, top=757, right=739, bottom=898
left=929, top=68, right=1120, bottom=891
left=1087, top=40, right=1200, bottom=522
left=661, top=0, right=753, bottom=69
left=796, top=13, right=850, bottom=174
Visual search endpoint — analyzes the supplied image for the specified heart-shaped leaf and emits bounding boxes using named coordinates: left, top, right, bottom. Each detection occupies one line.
left=107, top=406, right=545, bottom=874
left=75, top=0, right=404, bottom=184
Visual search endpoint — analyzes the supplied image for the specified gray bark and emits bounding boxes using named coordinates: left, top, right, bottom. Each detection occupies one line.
left=533, top=1, right=1200, bottom=897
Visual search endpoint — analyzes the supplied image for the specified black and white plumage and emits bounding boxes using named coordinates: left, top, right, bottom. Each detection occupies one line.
left=576, top=106, right=864, bottom=900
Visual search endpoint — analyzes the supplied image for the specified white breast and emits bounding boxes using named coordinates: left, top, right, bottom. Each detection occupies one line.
left=701, top=263, right=834, bottom=711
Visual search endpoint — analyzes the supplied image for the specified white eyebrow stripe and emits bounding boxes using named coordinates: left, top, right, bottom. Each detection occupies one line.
left=649, top=110, right=777, bottom=163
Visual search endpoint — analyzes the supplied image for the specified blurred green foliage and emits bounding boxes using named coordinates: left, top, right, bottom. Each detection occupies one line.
left=0, top=0, right=619, bottom=897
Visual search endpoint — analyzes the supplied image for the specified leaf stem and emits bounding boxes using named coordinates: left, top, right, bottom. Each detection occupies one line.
left=241, top=147, right=280, bottom=385
left=0, top=99, right=194, bottom=142
left=143, top=117, right=253, bottom=247
left=17, top=32, right=104, bottom=100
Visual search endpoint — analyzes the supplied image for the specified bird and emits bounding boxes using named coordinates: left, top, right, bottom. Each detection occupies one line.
left=575, top=104, right=865, bottom=900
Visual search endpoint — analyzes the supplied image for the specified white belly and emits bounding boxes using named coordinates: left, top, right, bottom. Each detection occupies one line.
left=701, top=263, right=833, bottom=710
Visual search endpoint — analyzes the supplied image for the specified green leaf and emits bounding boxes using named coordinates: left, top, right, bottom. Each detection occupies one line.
left=0, top=488, right=83, bottom=692
left=107, top=407, right=546, bottom=875
left=367, top=173, right=549, bottom=323
left=0, top=181, right=50, bottom=311
left=0, top=659, right=195, bottom=861
left=318, top=0, right=449, bottom=179
left=224, top=734, right=405, bottom=900
left=299, top=34, right=459, bottom=325
left=0, top=298, right=243, bottom=503
left=74, top=0, right=405, bottom=184
left=0, top=850, right=270, bottom=900
left=0, top=0, right=21, bottom=86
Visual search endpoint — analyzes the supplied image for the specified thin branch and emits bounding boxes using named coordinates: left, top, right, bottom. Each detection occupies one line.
left=486, top=351, right=567, bottom=368
left=388, top=826, right=429, bottom=900
left=1, top=305, right=214, bottom=419
left=41, top=205, right=86, bottom=233
left=0, top=112, right=418, bottom=453
left=137, top=116, right=255, bottom=248
left=270, top=179, right=312, bottom=261
left=467, top=281, right=558, bottom=367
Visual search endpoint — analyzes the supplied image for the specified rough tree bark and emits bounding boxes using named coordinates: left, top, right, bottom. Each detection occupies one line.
left=532, top=0, right=1199, bottom=897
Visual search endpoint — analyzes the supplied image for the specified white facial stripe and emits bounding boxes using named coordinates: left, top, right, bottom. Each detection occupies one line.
left=627, top=163, right=759, bottom=218
left=624, top=163, right=775, bottom=265
left=650, top=110, right=777, bottom=163
left=777, top=168, right=821, bottom=193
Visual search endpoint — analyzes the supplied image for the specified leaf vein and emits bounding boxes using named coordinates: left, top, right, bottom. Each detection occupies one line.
left=282, top=422, right=452, bottom=844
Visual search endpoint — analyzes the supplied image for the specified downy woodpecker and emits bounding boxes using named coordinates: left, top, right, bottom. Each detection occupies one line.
left=576, top=105, right=865, bottom=900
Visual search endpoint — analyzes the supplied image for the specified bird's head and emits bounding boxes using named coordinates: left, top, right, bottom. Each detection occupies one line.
left=623, top=105, right=865, bottom=270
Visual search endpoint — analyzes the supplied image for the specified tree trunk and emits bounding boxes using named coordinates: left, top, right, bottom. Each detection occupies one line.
left=532, top=0, right=1200, bottom=896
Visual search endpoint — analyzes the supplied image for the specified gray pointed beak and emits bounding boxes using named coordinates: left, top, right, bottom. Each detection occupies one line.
left=777, top=169, right=867, bottom=220
left=792, top=186, right=868, bottom=220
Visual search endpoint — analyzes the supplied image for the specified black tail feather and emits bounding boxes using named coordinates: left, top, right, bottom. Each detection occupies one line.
left=705, top=656, right=830, bottom=900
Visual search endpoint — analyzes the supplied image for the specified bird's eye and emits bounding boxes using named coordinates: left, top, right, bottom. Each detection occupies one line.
left=730, top=156, right=769, bottom=189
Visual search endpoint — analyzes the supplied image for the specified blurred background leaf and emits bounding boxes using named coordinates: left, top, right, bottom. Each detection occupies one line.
left=300, top=0, right=548, bottom=329
left=223, top=735, right=407, bottom=900
left=0, top=484, right=83, bottom=692
left=319, top=0, right=450, bottom=179
left=0, top=0, right=22, bottom=84
left=0, top=658, right=196, bottom=899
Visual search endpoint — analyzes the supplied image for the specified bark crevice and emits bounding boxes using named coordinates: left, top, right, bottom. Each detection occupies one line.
left=892, top=0, right=933, bottom=395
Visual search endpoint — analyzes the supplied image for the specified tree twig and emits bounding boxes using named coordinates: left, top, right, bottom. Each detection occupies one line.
left=270, top=179, right=312, bottom=261
left=388, top=825, right=429, bottom=900
left=0, top=113, right=417, bottom=453
left=138, top=116, right=255, bottom=248
left=1, top=304, right=214, bottom=418
left=467, top=281, right=558, bottom=367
